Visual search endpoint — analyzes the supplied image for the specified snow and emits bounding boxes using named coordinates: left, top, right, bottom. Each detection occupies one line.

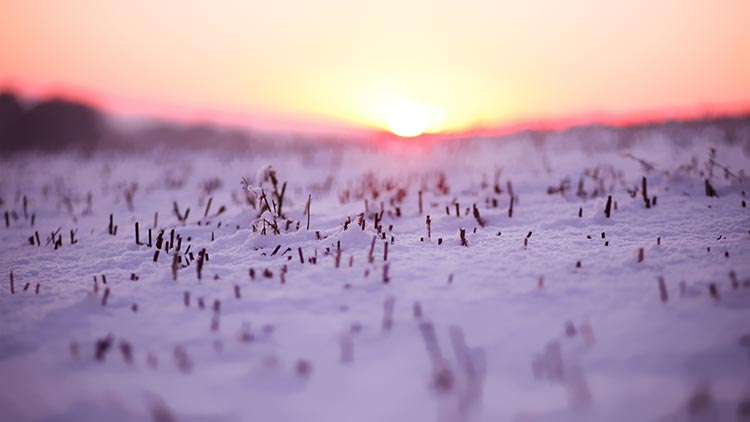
left=1, top=123, right=750, bottom=421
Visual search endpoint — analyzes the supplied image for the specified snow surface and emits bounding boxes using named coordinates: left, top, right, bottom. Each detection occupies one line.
left=1, top=125, right=750, bottom=422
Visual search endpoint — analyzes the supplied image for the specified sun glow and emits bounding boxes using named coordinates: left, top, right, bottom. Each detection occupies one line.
left=386, top=99, right=434, bottom=137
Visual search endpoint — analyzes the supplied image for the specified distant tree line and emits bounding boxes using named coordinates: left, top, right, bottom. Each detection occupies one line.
left=0, top=90, right=267, bottom=154
left=0, top=91, right=104, bottom=152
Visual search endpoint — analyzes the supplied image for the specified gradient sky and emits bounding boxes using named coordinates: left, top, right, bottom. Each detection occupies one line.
left=1, top=0, right=749, bottom=133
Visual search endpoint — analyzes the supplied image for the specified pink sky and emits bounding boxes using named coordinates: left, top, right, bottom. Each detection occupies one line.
left=1, top=0, right=749, bottom=133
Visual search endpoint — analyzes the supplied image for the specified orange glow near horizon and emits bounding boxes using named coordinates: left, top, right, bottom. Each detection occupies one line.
left=1, top=0, right=749, bottom=134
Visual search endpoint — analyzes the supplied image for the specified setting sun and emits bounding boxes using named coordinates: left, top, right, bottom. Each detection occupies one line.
left=386, top=99, right=433, bottom=137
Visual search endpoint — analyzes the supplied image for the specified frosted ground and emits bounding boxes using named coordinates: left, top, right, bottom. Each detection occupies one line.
left=1, top=121, right=750, bottom=421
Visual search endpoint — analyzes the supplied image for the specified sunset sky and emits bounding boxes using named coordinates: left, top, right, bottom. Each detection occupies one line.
left=1, top=0, right=749, bottom=134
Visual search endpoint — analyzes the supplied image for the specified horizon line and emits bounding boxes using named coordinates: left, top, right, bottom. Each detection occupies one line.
left=3, top=82, right=749, bottom=142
